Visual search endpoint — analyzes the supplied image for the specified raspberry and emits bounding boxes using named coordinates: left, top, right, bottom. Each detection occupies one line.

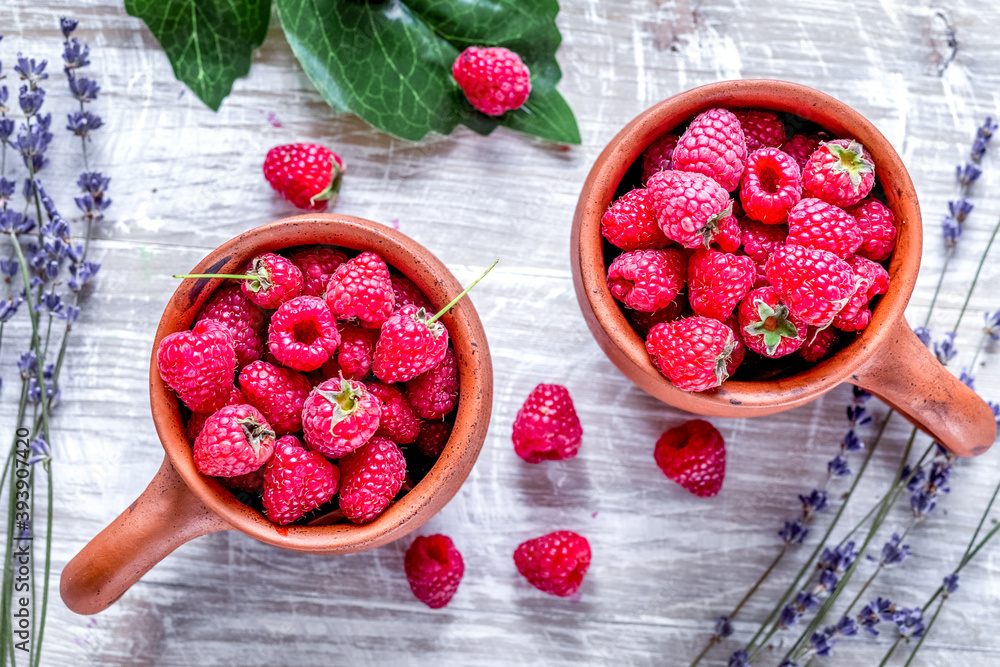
left=452, top=46, right=531, bottom=116
left=512, top=384, right=583, bottom=463
left=186, top=386, right=246, bottom=442
left=798, top=326, right=839, bottom=362
left=157, top=319, right=236, bottom=413
left=325, top=251, right=394, bottom=328
left=832, top=255, right=890, bottom=332
left=391, top=274, right=432, bottom=311
left=802, top=139, right=875, bottom=208
left=740, top=148, right=802, bottom=224
left=847, top=198, right=897, bottom=261
left=368, top=382, right=422, bottom=445
left=641, top=133, right=680, bottom=183
left=329, top=323, right=378, bottom=380
left=262, top=435, right=340, bottom=525
left=238, top=360, right=313, bottom=435
left=193, top=404, right=275, bottom=478
left=373, top=304, right=449, bottom=384
left=417, top=420, right=451, bottom=458
left=722, top=315, right=747, bottom=373
left=625, top=299, right=684, bottom=335
left=737, top=286, right=806, bottom=358
left=405, top=534, right=465, bottom=609
left=734, top=109, right=785, bottom=152
left=288, top=246, right=348, bottom=297
left=240, top=252, right=303, bottom=309
left=654, top=419, right=726, bottom=497
left=671, top=107, right=747, bottom=191
left=301, top=377, right=381, bottom=457
left=514, top=531, right=591, bottom=598
left=268, top=295, right=341, bottom=371
left=220, top=467, right=265, bottom=494
left=741, top=220, right=788, bottom=265
left=764, top=245, right=857, bottom=327
left=646, top=316, right=739, bottom=392
left=407, top=348, right=459, bottom=420
left=263, top=143, right=344, bottom=211
left=338, top=436, right=407, bottom=524
left=195, top=285, right=267, bottom=369
left=687, top=247, right=756, bottom=321
left=647, top=170, right=736, bottom=249
left=606, top=248, right=687, bottom=313
left=781, top=133, right=823, bottom=170
left=786, top=198, right=863, bottom=259
left=601, top=188, right=670, bottom=251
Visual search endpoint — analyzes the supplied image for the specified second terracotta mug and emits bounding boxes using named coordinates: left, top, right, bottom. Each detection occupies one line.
left=571, top=79, right=997, bottom=457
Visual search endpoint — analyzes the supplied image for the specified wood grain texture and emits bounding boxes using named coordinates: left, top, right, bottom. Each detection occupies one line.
left=2, top=0, right=999, bottom=665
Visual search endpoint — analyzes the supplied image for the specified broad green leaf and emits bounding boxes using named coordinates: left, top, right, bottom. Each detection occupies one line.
left=125, top=0, right=271, bottom=111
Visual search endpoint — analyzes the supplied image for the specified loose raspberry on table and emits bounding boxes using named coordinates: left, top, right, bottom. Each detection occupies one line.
left=781, top=134, right=823, bottom=170
left=734, top=109, right=786, bottom=152
left=802, top=139, right=875, bottom=208
left=186, top=386, right=246, bottom=442
left=262, top=435, right=340, bottom=526
left=671, top=107, right=747, bottom=191
left=601, top=188, right=670, bottom=251
left=263, top=143, right=344, bottom=211
left=764, top=245, right=857, bottom=327
left=407, top=348, right=459, bottom=420
left=654, top=419, right=726, bottom=498
left=647, top=170, right=736, bottom=249
left=740, top=148, right=802, bottom=224
left=847, top=198, right=897, bottom=261
left=646, top=316, right=739, bottom=392
left=288, top=246, right=348, bottom=297
left=607, top=248, right=687, bottom=313
left=786, top=198, right=863, bottom=258
left=512, top=384, right=583, bottom=463
left=338, top=436, right=407, bottom=524
left=417, top=420, right=452, bottom=458
left=405, top=534, right=465, bottom=609
left=268, top=295, right=341, bottom=371
left=301, top=377, right=381, bottom=457
left=325, top=251, right=395, bottom=328
left=514, top=531, right=591, bottom=598
left=193, top=404, right=275, bottom=478
left=157, top=319, right=236, bottom=414
left=737, top=286, right=806, bottom=358
left=373, top=304, right=450, bottom=384
left=452, top=46, right=531, bottom=116
left=798, top=326, right=839, bottom=362
left=238, top=360, right=313, bottom=435
left=368, top=382, right=423, bottom=445
left=240, top=252, right=304, bottom=309
left=832, top=255, right=890, bottom=332
left=391, top=274, right=432, bottom=311
left=687, top=247, right=756, bottom=321
left=641, top=133, right=680, bottom=183
left=196, top=284, right=267, bottom=369
left=329, top=323, right=379, bottom=380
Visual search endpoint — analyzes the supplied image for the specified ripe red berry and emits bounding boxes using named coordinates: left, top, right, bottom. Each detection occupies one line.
left=832, top=255, right=890, bottom=332
left=325, top=251, right=395, bottom=328
left=391, top=274, right=432, bottom=311
left=186, top=386, right=246, bottom=442
left=301, top=377, right=381, bottom=457
left=647, top=170, right=736, bottom=249
left=407, top=348, right=459, bottom=420
left=196, top=284, right=267, bottom=369
left=220, top=467, right=266, bottom=495
left=157, top=319, right=236, bottom=413
left=798, top=326, right=839, bottom=362
left=416, top=420, right=451, bottom=458
left=268, top=295, right=341, bottom=371
left=601, top=188, right=670, bottom=251
left=786, top=198, right=863, bottom=259
left=646, top=317, right=740, bottom=392
left=512, top=384, right=583, bottom=463
left=641, top=133, right=680, bottom=183
left=606, top=248, right=687, bottom=313
left=368, top=382, right=422, bottom=445
left=625, top=299, right=684, bottom=335
left=338, top=436, right=407, bottom=524
left=288, top=246, right=348, bottom=297
left=263, top=143, right=344, bottom=211
left=514, top=531, right=591, bottom=598
left=740, top=148, right=802, bottom=224
left=764, top=245, right=856, bottom=327
left=734, top=109, right=785, bottom=152
left=802, top=139, right=875, bottom=208
left=654, top=419, right=726, bottom=498
left=262, top=435, right=340, bottom=525
left=452, top=46, right=531, bottom=116
left=672, top=107, right=747, bottom=191
left=238, top=360, right=313, bottom=435
left=781, top=133, right=823, bottom=170
left=737, top=286, right=806, bottom=358
left=405, top=534, right=465, bottom=609
left=240, top=252, right=304, bottom=309
left=193, top=404, right=276, bottom=478
left=741, top=220, right=788, bottom=265
left=373, top=304, right=449, bottom=384
left=328, top=323, right=379, bottom=380
left=847, top=198, right=897, bottom=261
left=687, top=247, right=756, bottom=321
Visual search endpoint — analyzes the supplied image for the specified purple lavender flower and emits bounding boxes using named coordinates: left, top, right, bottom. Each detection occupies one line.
left=869, top=532, right=912, bottom=567
left=942, top=215, right=962, bottom=247
left=846, top=404, right=872, bottom=425
left=0, top=258, right=19, bottom=277
left=780, top=519, right=809, bottom=545
left=0, top=118, right=13, bottom=143
left=18, top=86, right=46, bottom=117
left=778, top=603, right=800, bottom=629
left=989, top=401, right=1000, bottom=425
left=934, top=332, right=957, bottom=365
left=984, top=310, right=1000, bottom=341
left=75, top=192, right=112, bottom=220
left=957, top=162, right=982, bottom=186
left=77, top=171, right=110, bottom=198
left=0, top=210, right=36, bottom=235
left=13, top=54, right=48, bottom=86
left=799, top=489, right=829, bottom=518
left=842, top=429, right=864, bottom=452
left=34, top=291, right=62, bottom=314
left=808, top=630, right=833, bottom=657
left=828, top=455, right=851, bottom=478
left=728, top=650, right=751, bottom=667
left=835, top=615, right=859, bottom=637
left=60, top=17, right=79, bottom=38
left=959, top=367, right=976, bottom=390
left=27, top=436, right=50, bottom=465
left=892, top=607, right=926, bottom=638
left=715, top=615, right=734, bottom=638
left=67, top=74, right=99, bottom=103
left=0, top=294, right=24, bottom=323
left=948, top=198, right=974, bottom=223
left=914, top=326, right=932, bottom=347
left=851, top=386, right=872, bottom=402
left=67, top=260, right=99, bottom=291
left=819, top=542, right=858, bottom=574
left=66, top=110, right=102, bottom=137
left=943, top=573, right=960, bottom=595
left=972, top=117, right=998, bottom=161
left=62, top=38, right=89, bottom=71
left=795, top=590, right=820, bottom=611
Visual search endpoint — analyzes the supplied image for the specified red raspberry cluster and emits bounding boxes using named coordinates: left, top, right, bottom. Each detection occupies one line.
left=157, top=245, right=460, bottom=526
left=602, top=107, right=897, bottom=392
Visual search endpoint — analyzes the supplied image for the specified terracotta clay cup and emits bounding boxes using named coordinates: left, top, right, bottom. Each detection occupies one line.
left=571, top=79, right=996, bottom=457
left=61, top=214, right=493, bottom=615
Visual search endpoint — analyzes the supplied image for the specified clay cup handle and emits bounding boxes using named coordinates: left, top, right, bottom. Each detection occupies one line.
left=851, top=319, right=997, bottom=457
left=60, top=456, right=230, bottom=614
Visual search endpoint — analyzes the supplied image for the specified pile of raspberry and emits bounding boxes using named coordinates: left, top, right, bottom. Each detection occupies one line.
left=156, top=246, right=459, bottom=526
left=602, top=107, right=897, bottom=392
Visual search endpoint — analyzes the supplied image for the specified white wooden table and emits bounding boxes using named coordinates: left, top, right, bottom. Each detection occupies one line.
left=3, top=1, right=1000, bottom=665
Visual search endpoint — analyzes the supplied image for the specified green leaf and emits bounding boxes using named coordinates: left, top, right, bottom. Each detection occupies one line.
left=277, top=0, right=578, bottom=143
left=125, top=0, right=271, bottom=111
